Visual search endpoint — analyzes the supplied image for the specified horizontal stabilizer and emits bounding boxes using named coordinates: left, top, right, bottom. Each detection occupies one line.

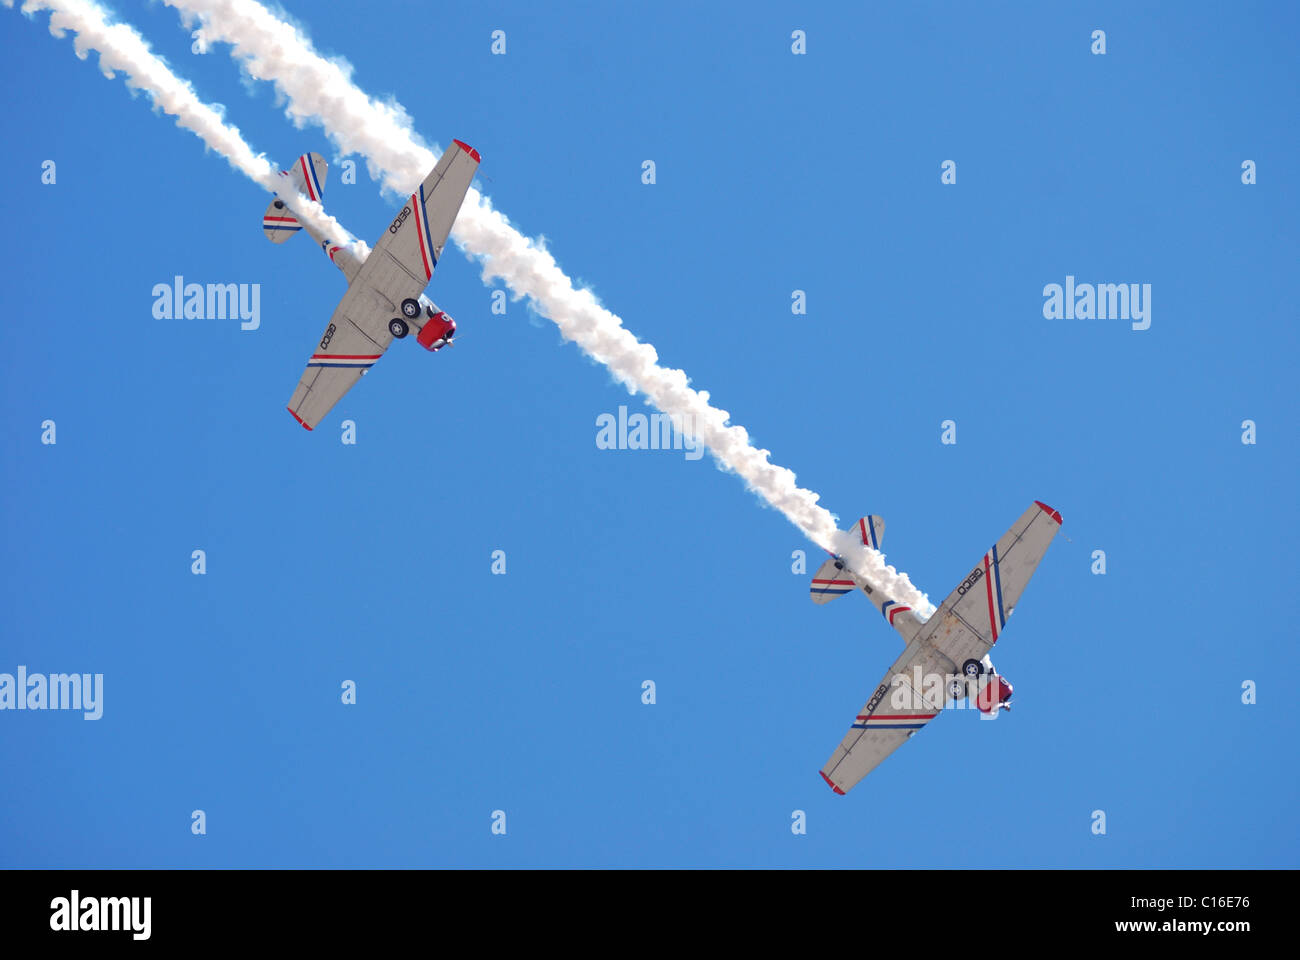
left=262, top=152, right=328, bottom=243
left=809, top=516, right=884, bottom=604
left=262, top=204, right=301, bottom=242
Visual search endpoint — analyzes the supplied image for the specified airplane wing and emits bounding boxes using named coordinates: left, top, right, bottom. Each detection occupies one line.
left=365, top=139, right=480, bottom=290
left=286, top=282, right=395, bottom=430
left=909, top=500, right=1063, bottom=672
left=285, top=141, right=481, bottom=430
left=819, top=635, right=948, bottom=794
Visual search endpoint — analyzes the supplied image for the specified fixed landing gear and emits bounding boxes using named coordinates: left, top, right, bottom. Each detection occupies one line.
left=388, top=318, right=409, bottom=338
left=400, top=298, right=421, bottom=319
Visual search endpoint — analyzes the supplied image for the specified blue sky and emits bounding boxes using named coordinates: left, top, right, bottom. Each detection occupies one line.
left=1, top=0, right=1296, bottom=868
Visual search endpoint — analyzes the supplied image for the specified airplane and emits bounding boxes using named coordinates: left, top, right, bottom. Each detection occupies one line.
left=809, top=500, right=1063, bottom=794
left=260, top=141, right=481, bottom=430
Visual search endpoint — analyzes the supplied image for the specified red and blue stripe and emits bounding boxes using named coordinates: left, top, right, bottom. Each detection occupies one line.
left=411, top=184, right=437, bottom=281
left=983, top=544, right=1006, bottom=641
left=858, top=516, right=879, bottom=549
left=811, top=577, right=856, bottom=597
left=263, top=215, right=301, bottom=232
left=852, top=712, right=937, bottom=730
left=307, top=354, right=381, bottom=369
left=299, top=154, right=323, bottom=203
left=881, top=600, right=912, bottom=626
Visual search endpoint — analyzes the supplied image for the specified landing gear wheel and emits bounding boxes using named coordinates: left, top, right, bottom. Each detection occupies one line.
left=400, top=298, right=421, bottom=319
left=388, top=318, right=409, bottom=339
left=273, top=200, right=285, bottom=209
left=947, top=677, right=968, bottom=701
left=961, top=658, right=983, bottom=679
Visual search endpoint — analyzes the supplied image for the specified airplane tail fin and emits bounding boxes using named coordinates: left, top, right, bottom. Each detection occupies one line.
left=262, top=152, right=329, bottom=243
left=809, top=516, right=885, bottom=604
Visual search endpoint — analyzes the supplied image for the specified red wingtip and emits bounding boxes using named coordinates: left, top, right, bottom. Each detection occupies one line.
left=287, top=406, right=313, bottom=431
left=452, top=139, right=482, bottom=163
left=1034, top=501, right=1062, bottom=525
left=819, top=771, right=845, bottom=795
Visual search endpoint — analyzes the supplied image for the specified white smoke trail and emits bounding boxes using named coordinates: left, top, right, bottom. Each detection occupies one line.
left=34, top=0, right=928, bottom=616
left=167, top=0, right=935, bottom=617
left=4, top=0, right=367, bottom=257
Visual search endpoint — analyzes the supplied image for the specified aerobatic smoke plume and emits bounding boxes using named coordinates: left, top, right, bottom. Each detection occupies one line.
left=9, top=0, right=934, bottom=615
left=5, top=0, right=367, bottom=257
left=164, top=0, right=935, bottom=616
